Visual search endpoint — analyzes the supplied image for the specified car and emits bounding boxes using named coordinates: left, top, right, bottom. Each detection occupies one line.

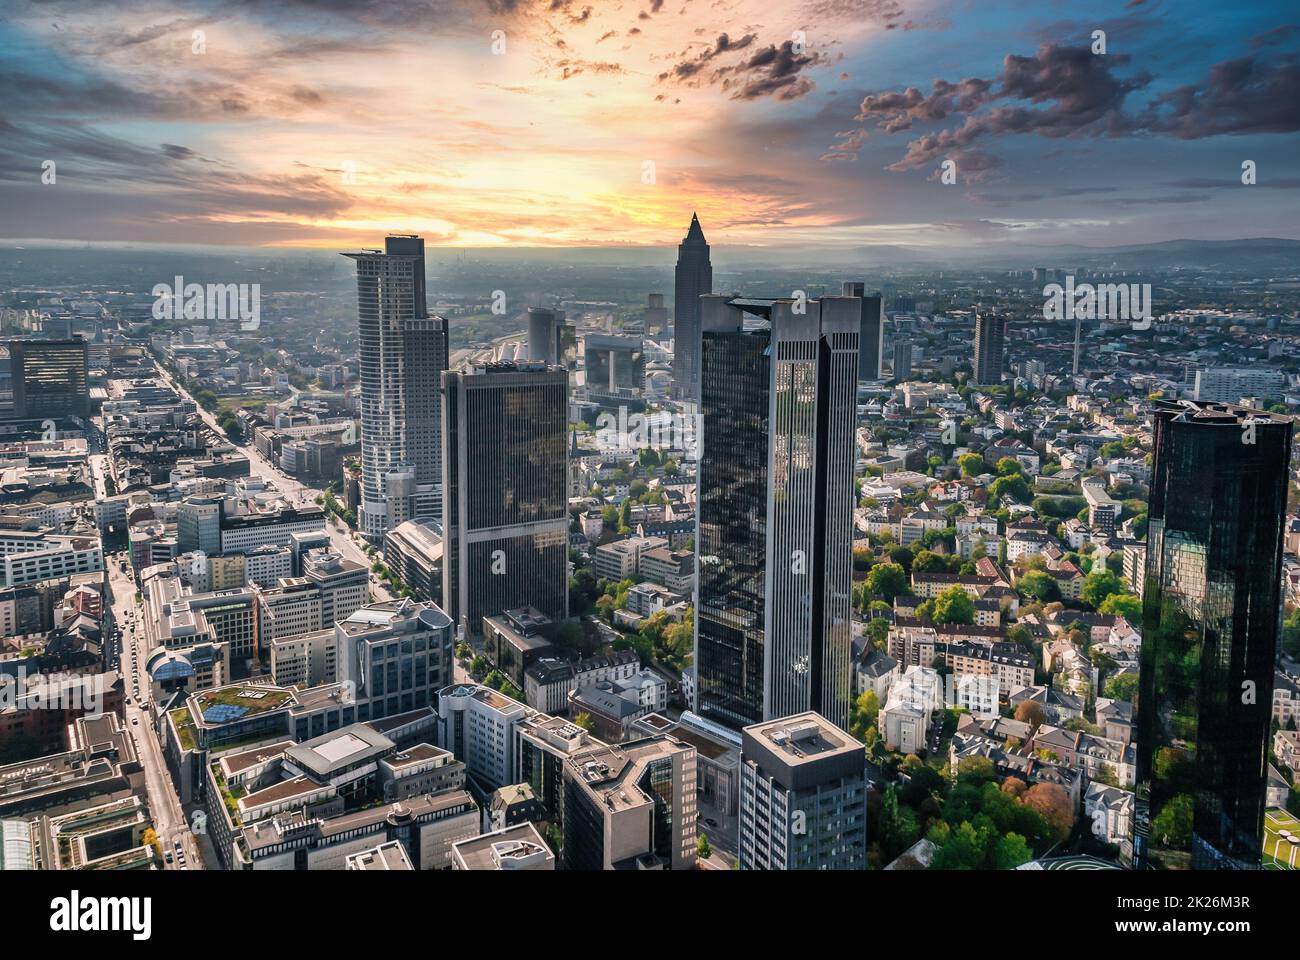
left=124, top=696, right=132, bottom=705
left=174, top=841, right=183, bottom=852
left=164, top=851, right=173, bottom=864
left=703, top=818, right=718, bottom=828
left=131, top=717, right=139, bottom=726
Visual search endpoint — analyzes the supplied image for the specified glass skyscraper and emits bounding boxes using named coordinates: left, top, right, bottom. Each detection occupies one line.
left=694, top=294, right=859, bottom=732
left=441, top=361, right=569, bottom=638
left=1132, top=400, right=1293, bottom=870
left=343, top=235, right=448, bottom=542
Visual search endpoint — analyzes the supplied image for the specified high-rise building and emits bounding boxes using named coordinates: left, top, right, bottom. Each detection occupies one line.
left=843, top=282, right=884, bottom=380
left=739, top=712, right=867, bottom=870
left=892, top=338, right=913, bottom=382
left=335, top=599, right=454, bottom=723
left=583, top=333, right=644, bottom=400
left=177, top=495, right=223, bottom=555
left=560, top=734, right=698, bottom=870
left=671, top=213, right=713, bottom=402
left=527, top=307, right=573, bottom=367
left=9, top=337, right=89, bottom=420
left=973, top=312, right=1006, bottom=385
left=1132, top=400, right=1293, bottom=870
left=693, top=294, right=858, bottom=732
left=343, top=235, right=449, bottom=542
left=442, top=361, right=568, bottom=638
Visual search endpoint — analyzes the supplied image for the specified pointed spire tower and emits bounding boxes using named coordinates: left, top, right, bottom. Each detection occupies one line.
left=672, top=212, right=714, bottom=402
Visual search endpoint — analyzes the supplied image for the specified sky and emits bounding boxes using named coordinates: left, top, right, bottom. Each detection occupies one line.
left=0, top=0, right=1297, bottom=251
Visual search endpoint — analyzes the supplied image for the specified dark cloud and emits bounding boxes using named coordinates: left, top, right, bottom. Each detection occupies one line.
left=1148, top=55, right=1300, bottom=138
left=719, top=41, right=826, bottom=101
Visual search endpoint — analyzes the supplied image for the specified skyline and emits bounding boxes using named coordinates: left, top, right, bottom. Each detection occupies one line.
left=1, top=0, right=1297, bottom=250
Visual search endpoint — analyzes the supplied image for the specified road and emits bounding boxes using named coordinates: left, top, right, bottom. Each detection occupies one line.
left=94, top=361, right=406, bottom=870
left=104, top=548, right=203, bottom=871
left=151, top=360, right=392, bottom=601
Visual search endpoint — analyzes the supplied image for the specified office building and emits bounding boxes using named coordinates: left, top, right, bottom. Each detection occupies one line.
left=442, top=361, right=568, bottom=638
left=451, top=822, right=554, bottom=871
left=436, top=682, right=531, bottom=790
left=177, top=495, right=223, bottom=555
left=583, top=334, right=645, bottom=400
left=1132, top=400, right=1293, bottom=870
left=843, top=281, right=884, bottom=380
left=1192, top=367, right=1285, bottom=404
left=301, top=549, right=369, bottom=627
left=973, top=312, right=1007, bottom=385
left=671, top=213, right=713, bottom=401
left=335, top=600, right=455, bottom=724
left=343, top=235, right=449, bottom=542
left=739, top=712, right=867, bottom=870
left=694, top=294, right=858, bottom=732
left=9, top=337, right=89, bottom=420
left=561, top=734, right=697, bottom=870
left=527, top=307, right=574, bottom=367
left=892, top=338, right=913, bottom=382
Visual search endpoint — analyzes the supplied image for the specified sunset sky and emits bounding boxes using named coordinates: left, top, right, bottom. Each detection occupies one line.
left=1, top=0, right=1297, bottom=249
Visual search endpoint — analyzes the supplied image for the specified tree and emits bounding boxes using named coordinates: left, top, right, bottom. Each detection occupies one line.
left=995, top=457, right=1025, bottom=477
left=1151, top=794, right=1194, bottom=850
left=696, top=834, right=712, bottom=861
left=866, top=615, right=890, bottom=651
left=1103, top=673, right=1139, bottom=702
left=991, top=832, right=1034, bottom=870
left=1001, top=776, right=1029, bottom=799
left=866, top=562, right=908, bottom=600
left=1022, top=783, right=1074, bottom=844
left=1017, top=569, right=1061, bottom=603
left=573, top=712, right=595, bottom=733
left=1098, top=592, right=1141, bottom=622
left=931, top=585, right=975, bottom=626
left=989, top=473, right=1031, bottom=504
left=850, top=689, right=881, bottom=742
left=1013, top=700, right=1047, bottom=731
left=1081, top=569, right=1125, bottom=610
left=958, top=453, right=986, bottom=477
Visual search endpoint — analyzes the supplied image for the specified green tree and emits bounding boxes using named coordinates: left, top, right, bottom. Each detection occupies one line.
left=1082, top=570, right=1125, bottom=610
left=866, top=562, right=908, bottom=600
left=1017, top=569, right=1061, bottom=603
left=932, top=585, right=975, bottom=626
left=1151, top=794, right=1194, bottom=850
left=1098, top=592, right=1142, bottom=622
left=958, top=453, right=986, bottom=477
left=696, top=833, right=712, bottom=861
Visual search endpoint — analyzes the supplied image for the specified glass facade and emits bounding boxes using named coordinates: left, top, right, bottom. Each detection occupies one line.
left=697, top=330, right=769, bottom=730
left=442, top=363, right=569, bottom=635
left=1133, top=401, right=1293, bottom=869
left=695, top=298, right=858, bottom=732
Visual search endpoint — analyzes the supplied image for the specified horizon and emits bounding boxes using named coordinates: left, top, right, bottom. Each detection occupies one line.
left=2, top=0, right=1298, bottom=250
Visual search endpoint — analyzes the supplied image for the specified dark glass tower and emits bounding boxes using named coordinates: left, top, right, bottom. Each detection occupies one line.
left=842, top=282, right=884, bottom=380
left=694, top=294, right=859, bottom=732
left=671, top=213, right=713, bottom=402
left=973, top=312, right=1006, bottom=385
left=1132, top=400, right=1293, bottom=870
left=10, top=337, right=89, bottom=420
left=441, top=361, right=569, bottom=638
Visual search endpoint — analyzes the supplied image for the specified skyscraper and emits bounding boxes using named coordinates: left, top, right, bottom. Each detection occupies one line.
left=739, top=712, right=867, bottom=870
left=671, top=213, right=713, bottom=402
left=693, top=293, right=858, bottom=732
left=527, top=306, right=573, bottom=367
left=9, top=337, right=90, bottom=420
left=843, top=281, right=884, bottom=380
left=973, top=312, right=1006, bottom=385
left=1132, top=400, right=1293, bottom=870
left=442, top=361, right=569, bottom=639
left=892, top=338, right=913, bottom=382
left=343, top=235, right=448, bottom=542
